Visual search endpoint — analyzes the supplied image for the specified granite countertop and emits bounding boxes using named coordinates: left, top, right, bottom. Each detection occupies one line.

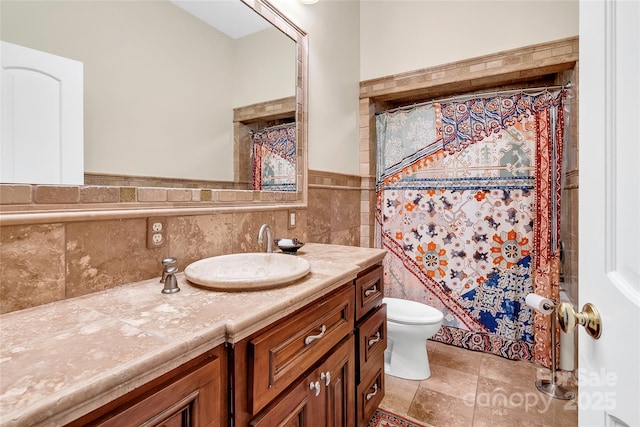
left=0, top=243, right=386, bottom=427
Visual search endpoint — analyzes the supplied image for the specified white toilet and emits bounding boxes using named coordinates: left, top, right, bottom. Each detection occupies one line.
left=383, top=297, right=444, bottom=380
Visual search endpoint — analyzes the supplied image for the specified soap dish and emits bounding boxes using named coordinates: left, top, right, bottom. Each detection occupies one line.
left=275, top=238, right=305, bottom=254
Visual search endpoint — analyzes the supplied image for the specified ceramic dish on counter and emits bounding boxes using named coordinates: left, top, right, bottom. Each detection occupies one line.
left=275, top=238, right=305, bottom=254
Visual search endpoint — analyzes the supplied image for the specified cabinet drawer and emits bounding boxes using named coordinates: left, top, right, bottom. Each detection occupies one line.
left=355, top=265, right=383, bottom=321
left=356, top=303, right=386, bottom=383
left=248, top=284, right=354, bottom=415
left=356, top=357, right=384, bottom=427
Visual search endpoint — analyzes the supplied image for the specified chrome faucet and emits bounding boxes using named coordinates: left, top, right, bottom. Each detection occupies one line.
left=257, top=223, right=273, bottom=253
left=160, top=257, right=180, bottom=294
left=160, top=257, right=177, bottom=283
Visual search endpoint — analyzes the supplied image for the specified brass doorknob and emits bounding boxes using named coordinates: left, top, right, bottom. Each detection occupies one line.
left=557, top=302, right=602, bottom=339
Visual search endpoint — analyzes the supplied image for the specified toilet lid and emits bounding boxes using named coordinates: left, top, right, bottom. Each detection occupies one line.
left=383, top=297, right=444, bottom=325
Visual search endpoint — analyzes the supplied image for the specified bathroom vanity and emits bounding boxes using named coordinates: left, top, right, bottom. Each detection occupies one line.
left=0, top=243, right=386, bottom=427
left=231, top=262, right=385, bottom=426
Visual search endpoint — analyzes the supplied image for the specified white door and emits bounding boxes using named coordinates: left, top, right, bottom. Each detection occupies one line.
left=578, top=0, right=639, bottom=426
left=1, top=41, right=83, bottom=185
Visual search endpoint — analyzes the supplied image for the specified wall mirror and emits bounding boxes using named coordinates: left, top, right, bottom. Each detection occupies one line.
left=0, top=0, right=307, bottom=201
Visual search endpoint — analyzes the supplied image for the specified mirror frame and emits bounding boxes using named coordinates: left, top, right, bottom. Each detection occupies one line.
left=0, top=0, right=308, bottom=225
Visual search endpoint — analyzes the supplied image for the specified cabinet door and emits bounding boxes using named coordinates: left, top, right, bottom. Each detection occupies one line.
left=248, top=285, right=354, bottom=415
left=97, top=356, right=221, bottom=427
left=250, top=381, right=310, bottom=427
left=313, top=335, right=355, bottom=427
left=253, top=336, right=355, bottom=427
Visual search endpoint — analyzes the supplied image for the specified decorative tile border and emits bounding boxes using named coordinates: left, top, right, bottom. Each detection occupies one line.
left=308, top=170, right=361, bottom=189
left=0, top=184, right=298, bottom=207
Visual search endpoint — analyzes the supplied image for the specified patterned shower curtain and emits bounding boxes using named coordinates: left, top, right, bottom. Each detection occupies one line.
left=375, top=90, right=566, bottom=367
left=251, top=123, right=297, bottom=192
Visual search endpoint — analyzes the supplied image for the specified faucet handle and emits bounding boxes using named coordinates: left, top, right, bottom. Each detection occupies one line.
left=162, top=257, right=177, bottom=268
left=160, top=257, right=177, bottom=283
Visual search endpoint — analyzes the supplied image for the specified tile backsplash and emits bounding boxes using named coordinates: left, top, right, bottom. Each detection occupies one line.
left=0, top=208, right=307, bottom=314
left=0, top=170, right=362, bottom=314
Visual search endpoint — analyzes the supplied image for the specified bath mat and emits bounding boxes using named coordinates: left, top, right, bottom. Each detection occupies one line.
left=367, top=407, right=432, bottom=427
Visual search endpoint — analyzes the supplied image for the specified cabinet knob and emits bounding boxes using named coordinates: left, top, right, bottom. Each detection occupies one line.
left=320, top=371, right=331, bottom=386
left=310, top=381, right=321, bottom=397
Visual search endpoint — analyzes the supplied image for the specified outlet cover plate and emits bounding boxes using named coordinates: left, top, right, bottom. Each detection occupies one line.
left=147, top=217, right=167, bottom=248
left=288, top=210, right=296, bottom=229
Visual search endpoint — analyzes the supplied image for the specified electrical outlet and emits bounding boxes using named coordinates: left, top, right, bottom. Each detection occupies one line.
left=147, top=217, right=167, bottom=248
left=288, top=210, right=296, bottom=229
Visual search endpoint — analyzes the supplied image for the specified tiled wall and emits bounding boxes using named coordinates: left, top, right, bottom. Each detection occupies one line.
left=557, top=68, right=579, bottom=306
left=0, top=170, right=363, bottom=315
left=307, top=170, right=361, bottom=246
left=0, top=184, right=299, bottom=207
left=0, top=205, right=308, bottom=314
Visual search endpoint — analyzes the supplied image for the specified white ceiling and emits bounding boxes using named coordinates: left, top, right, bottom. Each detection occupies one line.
left=170, top=0, right=271, bottom=39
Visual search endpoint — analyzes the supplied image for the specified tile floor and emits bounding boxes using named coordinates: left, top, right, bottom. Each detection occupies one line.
left=380, top=340, right=578, bottom=427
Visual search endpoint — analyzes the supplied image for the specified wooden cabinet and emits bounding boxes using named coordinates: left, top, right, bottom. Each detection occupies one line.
left=66, top=346, right=227, bottom=427
left=245, top=264, right=386, bottom=427
left=248, top=285, right=354, bottom=415
left=251, top=335, right=354, bottom=427
left=353, top=265, right=385, bottom=426
left=310, top=335, right=355, bottom=426
left=232, top=283, right=356, bottom=427
left=249, top=380, right=311, bottom=427
left=244, top=265, right=384, bottom=427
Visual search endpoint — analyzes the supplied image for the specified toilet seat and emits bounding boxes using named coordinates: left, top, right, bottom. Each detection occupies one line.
left=384, top=297, right=443, bottom=325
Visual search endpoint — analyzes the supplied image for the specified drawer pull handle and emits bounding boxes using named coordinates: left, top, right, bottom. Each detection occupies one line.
left=304, top=324, right=327, bottom=345
left=368, top=332, right=381, bottom=347
left=364, top=285, right=378, bottom=297
left=366, top=383, right=378, bottom=401
left=310, top=381, right=321, bottom=397
left=321, top=371, right=331, bottom=386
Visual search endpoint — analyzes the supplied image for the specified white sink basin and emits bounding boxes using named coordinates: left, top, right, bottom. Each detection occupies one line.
left=184, top=252, right=311, bottom=291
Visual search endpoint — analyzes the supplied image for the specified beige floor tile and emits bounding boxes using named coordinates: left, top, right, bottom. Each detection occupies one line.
left=408, top=388, right=474, bottom=427
left=380, top=345, right=577, bottom=427
left=428, top=340, right=483, bottom=375
left=479, top=352, right=539, bottom=386
left=419, top=363, right=478, bottom=402
left=475, top=376, right=553, bottom=415
left=472, top=404, right=544, bottom=427
left=540, top=394, right=578, bottom=427
left=380, top=373, right=420, bottom=416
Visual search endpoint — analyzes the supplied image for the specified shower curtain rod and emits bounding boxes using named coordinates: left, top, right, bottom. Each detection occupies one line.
left=377, top=82, right=572, bottom=115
